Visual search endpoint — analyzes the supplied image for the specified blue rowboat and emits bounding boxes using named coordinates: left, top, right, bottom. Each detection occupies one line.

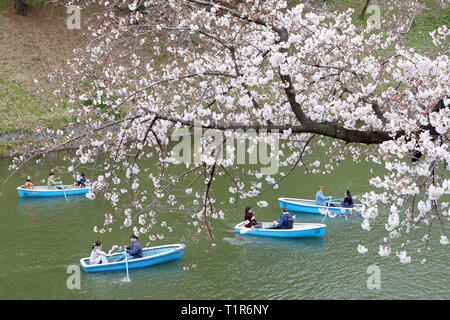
left=235, top=222, right=326, bottom=238
left=17, top=185, right=90, bottom=198
left=278, top=197, right=364, bottom=216
left=80, top=244, right=186, bottom=273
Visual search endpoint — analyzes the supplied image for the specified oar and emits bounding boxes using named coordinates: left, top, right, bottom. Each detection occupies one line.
left=108, top=247, right=124, bottom=258
left=60, top=182, right=68, bottom=201
left=326, top=198, right=345, bottom=207
left=110, top=245, right=131, bottom=281
left=124, top=251, right=131, bottom=282
left=325, top=198, right=345, bottom=218
left=323, top=198, right=333, bottom=219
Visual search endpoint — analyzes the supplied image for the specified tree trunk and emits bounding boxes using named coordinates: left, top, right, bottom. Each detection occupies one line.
left=15, top=0, right=27, bottom=16
left=361, top=0, right=371, bottom=19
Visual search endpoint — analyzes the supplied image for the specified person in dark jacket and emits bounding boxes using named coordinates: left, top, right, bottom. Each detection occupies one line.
left=78, top=172, right=86, bottom=188
left=270, top=207, right=294, bottom=229
left=116, top=234, right=143, bottom=261
left=341, top=190, right=354, bottom=208
left=73, top=172, right=81, bottom=186
left=244, top=206, right=262, bottom=229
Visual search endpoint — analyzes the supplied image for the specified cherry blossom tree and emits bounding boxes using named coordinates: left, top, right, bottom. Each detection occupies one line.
left=10, top=0, right=449, bottom=262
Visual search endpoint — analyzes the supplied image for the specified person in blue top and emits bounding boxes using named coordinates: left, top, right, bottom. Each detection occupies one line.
left=74, top=172, right=86, bottom=188
left=73, top=172, right=81, bottom=186
left=270, top=207, right=294, bottom=229
left=78, top=172, right=86, bottom=188
left=316, top=186, right=334, bottom=207
left=115, top=234, right=143, bottom=261
left=341, top=190, right=354, bottom=208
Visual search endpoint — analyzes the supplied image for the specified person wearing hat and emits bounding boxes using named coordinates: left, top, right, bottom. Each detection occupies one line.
left=47, top=172, right=62, bottom=190
left=115, top=234, right=143, bottom=261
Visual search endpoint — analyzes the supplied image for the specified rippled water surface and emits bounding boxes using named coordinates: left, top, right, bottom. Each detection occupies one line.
left=0, top=154, right=448, bottom=299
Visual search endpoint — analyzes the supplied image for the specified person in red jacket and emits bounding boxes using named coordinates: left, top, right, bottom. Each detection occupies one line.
left=244, top=206, right=262, bottom=229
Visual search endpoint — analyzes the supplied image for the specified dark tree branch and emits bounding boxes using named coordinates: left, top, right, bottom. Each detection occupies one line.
left=361, top=0, right=371, bottom=19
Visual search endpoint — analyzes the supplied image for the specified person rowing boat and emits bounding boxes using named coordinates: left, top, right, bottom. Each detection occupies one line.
left=315, top=186, right=336, bottom=207
left=114, top=234, right=143, bottom=262
left=73, top=172, right=86, bottom=188
left=48, top=172, right=63, bottom=190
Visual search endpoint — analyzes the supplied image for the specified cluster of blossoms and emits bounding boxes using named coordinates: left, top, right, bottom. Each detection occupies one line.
left=9, top=0, right=448, bottom=262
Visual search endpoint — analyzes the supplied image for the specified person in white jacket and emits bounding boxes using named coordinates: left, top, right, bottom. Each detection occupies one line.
left=89, top=241, right=109, bottom=264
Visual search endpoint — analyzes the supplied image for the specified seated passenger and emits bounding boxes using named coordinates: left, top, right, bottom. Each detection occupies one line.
left=89, top=241, right=109, bottom=265
left=24, top=178, right=34, bottom=190
left=341, top=190, right=354, bottom=208
left=73, top=172, right=81, bottom=186
left=270, top=207, right=294, bottom=229
left=74, top=172, right=86, bottom=188
left=78, top=172, right=86, bottom=188
left=244, top=206, right=262, bottom=229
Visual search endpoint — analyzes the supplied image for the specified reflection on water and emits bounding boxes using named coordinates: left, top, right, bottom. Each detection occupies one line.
left=223, top=235, right=325, bottom=253
left=82, top=258, right=186, bottom=283
left=18, top=195, right=88, bottom=206
left=17, top=195, right=90, bottom=217
left=0, top=154, right=449, bottom=300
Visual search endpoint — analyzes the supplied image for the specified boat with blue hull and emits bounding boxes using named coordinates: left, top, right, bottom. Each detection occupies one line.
left=278, top=197, right=364, bottom=216
left=235, top=222, right=326, bottom=238
left=17, top=186, right=90, bottom=198
left=80, top=244, right=186, bottom=273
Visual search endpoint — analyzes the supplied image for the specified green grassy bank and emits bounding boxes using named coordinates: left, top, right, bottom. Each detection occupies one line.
left=0, top=0, right=448, bottom=138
